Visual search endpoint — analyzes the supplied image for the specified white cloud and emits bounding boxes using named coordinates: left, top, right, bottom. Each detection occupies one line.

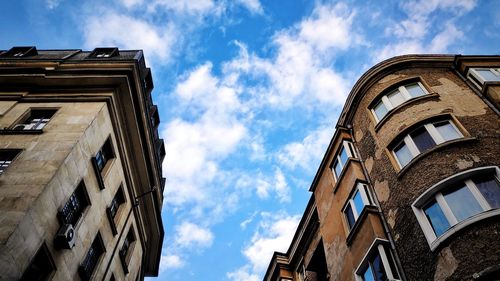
left=46, top=0, right=61, bottom=9
left=159, top=254, right=184, bottom=271
left=228, top=212, right=301, bottom=280
left=148, top=0, right=221, bottom=17
left=235, top=0, right=263, bottom=15
left=428, top=23, right=464, bottom=53
left=175, top=222, right=214, bottom=248
left=120, top=0, right=143, bottom=8
left=278, top=126, right=332, bottom=171
left=84, top=13, right=177, bottom=63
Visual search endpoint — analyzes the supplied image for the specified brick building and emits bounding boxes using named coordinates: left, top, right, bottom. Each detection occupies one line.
left=263, top=55, right=500, bottom=281
left=0, top=47, right=165, bottom=281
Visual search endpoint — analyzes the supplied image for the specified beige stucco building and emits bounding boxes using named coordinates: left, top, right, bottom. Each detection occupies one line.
left=0, top=47, right=165, bottom=281
left=264, top=55, right=500, bottom=281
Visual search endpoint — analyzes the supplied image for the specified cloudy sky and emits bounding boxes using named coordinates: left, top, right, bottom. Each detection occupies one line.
left=1, top=0, right=499, bottom=280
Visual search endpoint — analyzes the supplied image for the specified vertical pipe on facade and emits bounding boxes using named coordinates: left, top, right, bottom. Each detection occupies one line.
left=346, top=124, right=408, bottom=281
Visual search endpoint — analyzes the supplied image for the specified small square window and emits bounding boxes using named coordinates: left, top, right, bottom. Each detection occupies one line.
left=0, top=46, right=38, bottom=58
left=0, top=149, right=21, bottom=175
left=79, top=232, right=105, bottom=281
left=20, top=243, right=56, bottom=281
left=89, top=48, right=119, bottom=58
left=13, top=109, right=57, bottom=131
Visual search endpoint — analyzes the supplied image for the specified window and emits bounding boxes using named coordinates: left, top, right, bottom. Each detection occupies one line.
left=467, top=68, right=500, bottom=88
left=0, top=149, right=20, bottom=175
left=392, top=119, right=463, bottom=168
left=79, top=232, right=105, bottom=281
left=13, top=109, right=57, bottom=130
left=0, top=46, right=38, bottom=58
left=119, top=227, right=136, bottom=274
left=412, top=166, right=500, bottom=250
left=355, top=240, right=400, bottom=281
left=20, top=243, right=56, bottom=281
left=89, top=48, right=119, bottom=58
left=58, top=181, right=90, bottom=226
left=332, top=140, right=357, bottom=181
left=107, top=186, right=126, bottom=235
left=92, top=138, right=115, bottom=190
left=370, top=82, right=428, bottom=122
left=343, top=183, right=373, bottom=230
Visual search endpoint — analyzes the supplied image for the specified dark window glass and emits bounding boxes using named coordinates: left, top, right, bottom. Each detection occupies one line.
left=120, top=229, right=136, bottom=259
left=96, top=139, right=114, bottom=171
left=474, top=176, right=500, bottom=208
left=109, top=187, right=125, bottom=219
left=15, top=109, right=57, bottom=130
left=0, top=149, right=20, bottom=175
left=345, top=205, right=356, bottom=229
left=410, top=126, right=435, bottom=153
left=443, top=185, right=483, bottom=222
left=424, top=200, right=450, bottom=237
left=59, top=182, right=89, bottom=226
left=371, top=253, right=387, bottom=281
left=79, top=233, right=105, bottom=281
left=20, top=244, right=55, bottom=281
left=394, top=141, right=412, bottom=167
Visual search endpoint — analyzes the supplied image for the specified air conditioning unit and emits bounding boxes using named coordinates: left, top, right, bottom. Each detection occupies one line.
left=55, top=224, right=76, bottom=249
left=13, top=123, right=36, bottom=130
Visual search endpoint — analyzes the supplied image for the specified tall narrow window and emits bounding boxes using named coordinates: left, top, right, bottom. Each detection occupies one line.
left=120, top=227, right=136, bottom=274
left=391, top=119, right=463, bottom=169
left=58, top=181, right=90, bottom=227
left=0, top=149, right=21, bottom=175
left=20, top=243, right=56, bottom=281
left=79, top=233, right=105, bottom=281
left=370, top=81, right=429, bottom=123
left=92, top=138, right=115, bottom=190
left=13, top=109, right=57, bottom=130
left=413, top=167, right=500, bottom=250
left=107, top=186, right=126, bottom=235
left=343, top=183, right=373, bottom=230
left=331, top=140, right=357, bottom=181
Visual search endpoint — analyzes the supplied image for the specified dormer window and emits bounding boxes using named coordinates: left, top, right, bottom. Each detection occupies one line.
left=467, top=68, right=500, bottom=89
left=89, top=48, right=119, bottom=58
left=0, top=46, right=38, bottom=58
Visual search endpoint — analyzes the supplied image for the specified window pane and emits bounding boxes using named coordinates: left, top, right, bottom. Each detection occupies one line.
left=410, top=126, right=436, bottom=153
left=477, top=69, right=500, bottom=81
left=353, top=190, right=365, bottom=216
left=474, top=176, right=500, bottom=208
left=339, top=146, right=348, bottom=166
left=362, top=267, right=375, bottom=281
left=406, top=83, right=425, bottom=98
left=371, top=253, right=388, bottom=281
left=345, top=205, right=356, bottom=229
left=333, top=161, right=343, bottom=178
left=424, top=200, right=450, bottom=237
left=394, top=142, right=413, bottom=167
left=373, top=101, right=389, bottom=121
left=443, top=185, right=483, bottom=222
left=387, top=90, right=406, bottom=107
left=434, top=121, right=461, bottom=142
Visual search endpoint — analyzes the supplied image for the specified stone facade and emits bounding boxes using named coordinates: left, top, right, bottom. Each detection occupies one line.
left=263, top=55, right=500, bottom=281
left=0, top=47, right=165, bottom=281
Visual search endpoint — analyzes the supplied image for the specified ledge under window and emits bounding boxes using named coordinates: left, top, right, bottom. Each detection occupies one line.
left=0, top=129, right=43, bottom=135
left=396, top=137, right=477, bottom=179
left=333, top=158, right=361, bottom=193
left=374, top=92, right=440, bottom=132
left=346, top=206, right=379, bottom=245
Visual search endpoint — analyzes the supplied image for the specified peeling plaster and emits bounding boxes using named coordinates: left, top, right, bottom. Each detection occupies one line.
left=387, top=209, right=397, bottom=229
left=374, top=180, right=390, bottom=202
left=433, top=247, right=458, bottom=281
left=365, top=157, right=374, bottom=173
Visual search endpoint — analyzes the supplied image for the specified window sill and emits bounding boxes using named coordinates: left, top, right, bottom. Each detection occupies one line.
left=0, top=129, right=43, bottom=135
left=346, top=205, right=379, bottom=246
left=374, top=92, right=440, bottom=132
left=396, top=137, right=477, bottom=179
left=429, top=208, right=500, bottom=251
left=333, top=158, right=360, bottom=194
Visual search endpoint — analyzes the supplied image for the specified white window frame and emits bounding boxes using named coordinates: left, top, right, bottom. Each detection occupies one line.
left=342, top=183, right=373, bottom=230
left=332, top=140, right=357, bottom=181
left=355, top=239, right=401, bottom=281
left=412, top=166, right=500, bottom=251
left=392, top=120, right=463, bottom=169
left=467, top=68, right=500, bottom=89
left=371, top=82, right=430, bottom=123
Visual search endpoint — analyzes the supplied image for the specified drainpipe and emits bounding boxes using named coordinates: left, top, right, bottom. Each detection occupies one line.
left=347, top=124, right=408, bottom=281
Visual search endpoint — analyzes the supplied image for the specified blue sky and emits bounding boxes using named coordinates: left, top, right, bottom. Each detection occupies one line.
left=1, top=0, right=499, bottom=280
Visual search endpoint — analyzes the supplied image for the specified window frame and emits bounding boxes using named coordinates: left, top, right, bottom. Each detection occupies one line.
left=355, top=239, right=401, bottom=281
left=391, top=119, right=463, bottom=169
left=412, top=166, right=500, bottom=251
left=119, top=226, right=137, bottom=275
left=92, top=137, right=115, bottom=190
left=0, top=149, right=21, bottom=176
left=106, top=185, right=126, bottom=236
left=57, top=180, right=91, bottom=228
left=331, top=140, right=357, bottom=182
left=467, top=68, right=500, bottom=89
left=79, top=232, right=106, bottom=281
left=370, top=81, right=430, bottom=123
left=342, top=183, right=374, bottom=231
left=11, top=108, right=58, bottom=131
left=20, top=243, right=56, bottom=281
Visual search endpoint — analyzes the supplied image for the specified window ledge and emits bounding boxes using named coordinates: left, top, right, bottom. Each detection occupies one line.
left=429, top=208, right=500, bottom=251
left=333, top=158, right=360, bottom=194
left=346, top=205, right=379, bottom=246
left=0, top=129, right=43, bottom=135
left=374, top=92, right=440, bottom=132
left=397, top=137, right=477, bottom=179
